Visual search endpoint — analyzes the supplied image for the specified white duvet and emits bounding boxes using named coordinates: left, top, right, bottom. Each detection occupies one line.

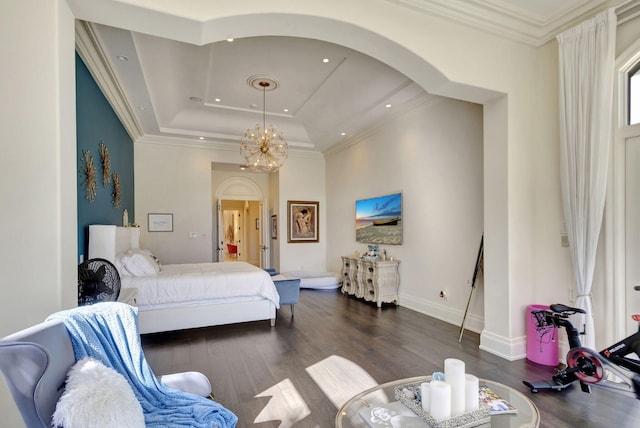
left=121, top=261, right=280, bottom=309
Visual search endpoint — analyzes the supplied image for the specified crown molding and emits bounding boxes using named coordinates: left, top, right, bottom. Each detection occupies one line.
left=386, top=0, right=635, bottom=47
left=136, top=134, right=324, bottom=160
left=75, top=21, right=144, bottom=140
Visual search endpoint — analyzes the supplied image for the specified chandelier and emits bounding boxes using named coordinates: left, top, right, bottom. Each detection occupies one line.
left=240, top=77, right=288, bottom=172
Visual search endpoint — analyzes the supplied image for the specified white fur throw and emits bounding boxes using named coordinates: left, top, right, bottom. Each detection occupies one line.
left=52, top=357, right=145, bottom=428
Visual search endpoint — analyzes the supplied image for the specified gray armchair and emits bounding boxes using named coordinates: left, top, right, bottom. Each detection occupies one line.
left=0, top=314, right=213, bottom=427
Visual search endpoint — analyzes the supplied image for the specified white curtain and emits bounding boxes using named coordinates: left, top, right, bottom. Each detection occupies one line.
left=557, top=8, right=616, bottom=349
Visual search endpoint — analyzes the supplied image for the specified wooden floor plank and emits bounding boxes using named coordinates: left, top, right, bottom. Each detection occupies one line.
left=141, top=289, right=640, bottom=427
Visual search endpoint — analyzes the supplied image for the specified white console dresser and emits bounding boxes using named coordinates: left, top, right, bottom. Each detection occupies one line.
left=341, top=256, right=400, bottom=307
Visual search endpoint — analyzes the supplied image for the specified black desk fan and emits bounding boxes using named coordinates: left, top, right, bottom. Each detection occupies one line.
left=77, top=258, right=121, bottom=306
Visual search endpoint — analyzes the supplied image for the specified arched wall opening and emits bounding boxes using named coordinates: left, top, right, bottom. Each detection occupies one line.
left=72, top=4, right=511, bottom=357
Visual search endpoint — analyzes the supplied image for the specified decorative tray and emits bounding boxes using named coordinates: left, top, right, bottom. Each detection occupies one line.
left=394, top=381, right=490, bottom=428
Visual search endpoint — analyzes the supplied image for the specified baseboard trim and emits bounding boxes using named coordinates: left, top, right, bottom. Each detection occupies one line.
left=400, top=293, right=527, bottom=361
left=479, top=330, right=526, bottom=361
left=399, top=294, right=484, bottom=335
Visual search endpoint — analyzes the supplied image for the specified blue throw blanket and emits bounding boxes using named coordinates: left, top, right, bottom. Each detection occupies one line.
left=47, top=302, right=237, bottom=427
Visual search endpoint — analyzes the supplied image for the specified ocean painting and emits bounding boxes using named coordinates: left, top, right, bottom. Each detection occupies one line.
left=355, top=193, right=402, bottom=245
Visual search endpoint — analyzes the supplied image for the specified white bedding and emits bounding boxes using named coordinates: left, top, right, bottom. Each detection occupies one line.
left=121, top=262, right=280, bottom=309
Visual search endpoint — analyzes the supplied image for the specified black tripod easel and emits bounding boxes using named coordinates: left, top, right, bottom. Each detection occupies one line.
left=458, top=235, right=483, bottom=342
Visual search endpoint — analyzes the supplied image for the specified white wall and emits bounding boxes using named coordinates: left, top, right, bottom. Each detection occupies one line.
left=135, top=140, right=326, bottom=269
left=326, top=95, right=485, bottom=330
left=134, top=141, right=218, bottom=263
left=0, top=1, right=77, bottom=425
left=269, top=172, right=281, bottom=270
left=135, top=141, right=277, bottom=264
left=277, top=154, right=327, bottom=273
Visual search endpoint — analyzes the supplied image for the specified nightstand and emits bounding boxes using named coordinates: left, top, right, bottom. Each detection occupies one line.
left=117, top=288, right=138, bottom=306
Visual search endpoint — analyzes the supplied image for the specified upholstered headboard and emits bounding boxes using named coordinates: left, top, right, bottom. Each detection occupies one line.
left=88, top=225, right=140, bottom=263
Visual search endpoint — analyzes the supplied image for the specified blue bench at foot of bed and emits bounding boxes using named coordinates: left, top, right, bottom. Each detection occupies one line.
left=271, top=277, right=300, bottom=317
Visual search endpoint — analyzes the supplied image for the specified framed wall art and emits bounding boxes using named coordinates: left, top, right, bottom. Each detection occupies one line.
left=148, top=213, right=173, bottom=232
left=287, top=201, right=319, bottom=243
left=271, top=215, right=278, bottom=239
left=355, top=192, right=402, bottom=245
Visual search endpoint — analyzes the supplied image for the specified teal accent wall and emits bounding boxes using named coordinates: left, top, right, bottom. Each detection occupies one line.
left=76, top=54, right=134, bottom=261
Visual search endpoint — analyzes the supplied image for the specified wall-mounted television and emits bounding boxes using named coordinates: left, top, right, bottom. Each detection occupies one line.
left=355, top=192, right=402, bottom=245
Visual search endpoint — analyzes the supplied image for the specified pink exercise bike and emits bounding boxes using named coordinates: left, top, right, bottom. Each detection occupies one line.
left=523, top=287, right=640, bottom=400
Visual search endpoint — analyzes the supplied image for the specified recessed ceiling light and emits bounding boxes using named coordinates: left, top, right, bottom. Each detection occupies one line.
left=138, top=106, right=146, bottom=111
left=189, top=96, right=202, bottom=103
left=283, top=108, right=289, bottom=112
left=117, top=55, right=128, bottom=61
left=385, top=103, right=392, bottom=108
left=215, top=98, right=221, bottom=102
left=250, top=103, right=258, bottom=108
left=322, top=58, right=330, bottom=63
left=199, top=137, right=205, bottom=140
left=240, top=166, right=246, bottom=171
left=341, top=132, right=347, bottom=136
left=226, top=38, right=234, bottom=42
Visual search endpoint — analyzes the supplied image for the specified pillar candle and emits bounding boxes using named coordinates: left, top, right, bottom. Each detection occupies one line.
left=444, top=358, right=465, bottom=416
left=420, top=382, right=431, bottom=412
left=429, top=380, right=451, bottom=420
left=465, top=374, right=479, bottom=411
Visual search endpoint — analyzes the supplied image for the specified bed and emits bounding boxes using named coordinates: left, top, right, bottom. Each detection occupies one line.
left=87, top=225, right=279, bottom=334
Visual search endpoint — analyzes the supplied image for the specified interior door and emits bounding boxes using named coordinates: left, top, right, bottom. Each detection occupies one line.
left=259, top=202, right=269, bottom=268
left=216, top=199, right=224, bottom=261
left=625, top=136, right=640, bottom=334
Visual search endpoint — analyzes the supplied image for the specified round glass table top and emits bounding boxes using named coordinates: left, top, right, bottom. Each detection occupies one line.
left=335, top=376, right=540, bottom=428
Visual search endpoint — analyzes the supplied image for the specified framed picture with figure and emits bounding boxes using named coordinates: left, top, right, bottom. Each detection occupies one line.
left=271, top=215, right=278, bottom=239
left=287, top=201, right=319, bottom=243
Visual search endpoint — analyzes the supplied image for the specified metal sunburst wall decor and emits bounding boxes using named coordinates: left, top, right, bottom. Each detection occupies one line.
left=99, top=141, right=111, bottom=187
left=81, top=150, right=97, bottom=203
left=112, top=172, right=121, bottom=208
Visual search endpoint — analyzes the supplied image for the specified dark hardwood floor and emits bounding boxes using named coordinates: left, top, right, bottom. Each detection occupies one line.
left=141, top=289, right=640, bottom=427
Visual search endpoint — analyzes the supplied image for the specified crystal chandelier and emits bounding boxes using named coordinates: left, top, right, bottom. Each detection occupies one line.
left=240, top=79, right=288, bottom=172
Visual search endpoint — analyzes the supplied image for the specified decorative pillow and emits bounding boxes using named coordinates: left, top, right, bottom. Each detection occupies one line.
left=52, top=357, right=145, bottom=428
left=114, top=254, right=132, bottom=277
left=122, top=249, right=159, bottom=277
left=140, top=248, right=162, bottom=271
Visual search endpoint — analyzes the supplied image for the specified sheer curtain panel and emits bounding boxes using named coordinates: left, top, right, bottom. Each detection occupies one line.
left=557, top=8, right=616, bottom=349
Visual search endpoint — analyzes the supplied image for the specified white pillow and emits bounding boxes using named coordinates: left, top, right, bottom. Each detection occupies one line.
left=52, top=357, right=145, bottom=428
left=123, top=249, right=159, bottom=277
left=139, top=248, right=162, bottom=272
left=114, top=254, right=132, bottom=277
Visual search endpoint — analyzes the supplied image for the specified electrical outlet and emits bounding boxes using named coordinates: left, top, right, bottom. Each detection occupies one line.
left=189, top=232, right=197, bottom=239
left=439, top=290, right=447, bottom=299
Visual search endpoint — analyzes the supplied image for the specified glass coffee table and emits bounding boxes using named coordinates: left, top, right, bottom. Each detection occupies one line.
left=335, top=376, right=540, bottom=427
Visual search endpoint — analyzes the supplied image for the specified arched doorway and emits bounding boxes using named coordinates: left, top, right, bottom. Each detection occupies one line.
left=214, top=176, right=269, bottom=267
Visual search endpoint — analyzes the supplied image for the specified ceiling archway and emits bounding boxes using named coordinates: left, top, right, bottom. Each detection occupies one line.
left=215, top=176, right=264, bottom=201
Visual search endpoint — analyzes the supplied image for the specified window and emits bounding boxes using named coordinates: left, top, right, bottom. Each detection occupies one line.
left=630, top=61, right=640, bottom=125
